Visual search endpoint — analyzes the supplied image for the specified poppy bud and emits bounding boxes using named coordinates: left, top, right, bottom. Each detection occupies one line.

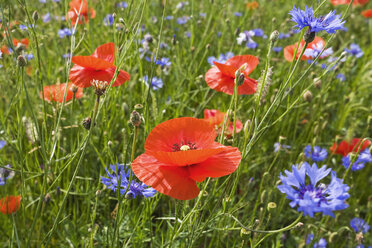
left=206, top=44, right=210, bottom=49
left=270, top=30, right=279, bottom=42
left=272, top=17, right=276, bottom=24
left=82, top=117, right=92, bottom=130
left=32, top=11, right=39, bottom=22
left=96, top=190, right=101, bottom=196
left=225, top=18, right=230, bottom=24
left=130, top=110, right=141, bottom=127
left=107, top=140, right=113, bottom=146
left=313, top=78, right=321, bottom=89
left=304, top=30, right=315, bottom=43
left=119, top=18, right=125, bottom=24
left=303, top=90, right=313, bottom=102
left=17, top=55, right=27, bottom=67
left=112, top=13, right=116, bottom=19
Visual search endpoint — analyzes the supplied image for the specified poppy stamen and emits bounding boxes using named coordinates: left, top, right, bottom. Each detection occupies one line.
left=172, top=141, right=197, bottom=152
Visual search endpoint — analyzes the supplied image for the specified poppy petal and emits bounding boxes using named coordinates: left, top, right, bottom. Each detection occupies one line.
left=72, top=56, right=114, bottom=70
left=145, top=117, right=217, bottom=153
left=238, top=77, right=257, bottom=95
left=188, top=146, right=241, bottom=182
left=69, top=65, right=116, bottom=88
left=362, top=9, right=372, bottom=18
left=213, top=61, right=237, bottom=77
left=150, top=148, right=226, bottom=166
left=225, top=55, right=259, bottom=76
left=205, top=68, right=235, bottom=94
left=0, top=195, right=21, bottom=215
left=204, top=109, right=226, bottom=127
left=131, top=153, right=200, bottom=200
left=92, top=42, right=116, bottom=63
left=111, top=68, right=131, bottom=87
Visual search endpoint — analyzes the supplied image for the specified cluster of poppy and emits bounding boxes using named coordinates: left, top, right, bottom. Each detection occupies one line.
left=331, top=0, right=372, bottom=18
left=67, top=0, right=96, bottom=25
left=0, top=195, right=21, bottom=215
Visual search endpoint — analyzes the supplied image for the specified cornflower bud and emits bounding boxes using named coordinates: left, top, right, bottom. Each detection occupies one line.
left=304, top=29, right=315, bottom=43
left=82, top=117, right=92, bottom=130
left=130, top=110, right=141, bottom=127
left=17, top=55, right=27, bottom=67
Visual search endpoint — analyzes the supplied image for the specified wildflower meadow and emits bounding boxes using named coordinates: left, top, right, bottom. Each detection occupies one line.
left=1, top=0, right=372, bottom=247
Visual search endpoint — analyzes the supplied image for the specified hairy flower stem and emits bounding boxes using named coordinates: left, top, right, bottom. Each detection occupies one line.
left=232, top=78, right=239, bottom=145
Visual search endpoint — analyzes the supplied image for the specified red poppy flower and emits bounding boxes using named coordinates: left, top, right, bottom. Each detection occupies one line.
left=284, top=37, right=325, bottom=62
left=131, top=117, right=241, bottom=200
left=362, top=9, right=372, bottom=18
left=205, top=55, right=259, bottom=95
left=1, top=45, right=9, bottom=55
left=330, top=0, right=369, bottom=5
left=13, top=38, right=29, bottom=48
left=330, top=138, right=371, bottom=156
left=67, top=0, right=96, bottom=25
left=41, top=83, right=83, bottom=103
left=0, top=195, right=21, bottom=215
left=204, top=109, right=243, bottom=136
left=69, top=42, right=130, bottom=88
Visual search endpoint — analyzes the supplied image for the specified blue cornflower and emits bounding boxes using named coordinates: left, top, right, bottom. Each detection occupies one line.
left=42, top=13, right=51, bottom=23
left=304, top=41, right=333, bottom=59
left=273, top=47, right=283, bottom=53
left=104, top=14, right=114, bottom=26
left=117, top=1, right=128, bottom=8
left=274, top=142, right=291, bottom=153
left=234, top=12, right=242, bottom=17
left=342, top=148, right=372, bottom=171
left=58, top=28, right=72, bottom=38
left=336, top=73, right=346, bottom=82
left=306, top=234, right=327, bottom=248
left=176, top=1, right=188, bottom=10
left=185, top=31, right=191, bottom=38
left=207, top=52, right=234, bottom=66
left=177, top=16, right=189, bottom=25
left=350, top=218, right=370, bottom=234
left=0, top=165, right=15, bottom=186
left=142, top=76, right=163, bottom=90
left=236, top=29, right=263, bottom=49
left=101, top=163, right=157, bottom=199
left=0, top=140, right=6, bottom=149
left=156, top=57, right=171, bottom=67
left=164, top=16, right=174, bottom=20
left=344, top=43, right=363, bottom=58
left=279, top=33, right=290, bottom=39
left=62, top=53, right=71, bottom=59
left=304, top=145, right=328, bottom=162
left=200, top=13, right=206, bottom=18
left=289, top=6, right=345, bottom=34
left=39, top=0, right=46, bottom=3
left=25, top=53, right=34, bottom=61
left=277, top=163, right=350, bottom=217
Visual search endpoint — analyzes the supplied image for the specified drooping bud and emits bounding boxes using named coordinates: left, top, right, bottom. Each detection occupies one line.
left=256, top=67, right=273, bottom=105
left=130, top=110, right=141, bottom=127
left=303, top=90, right=313, bottom=102
left=82, top=117, right=92, bottom=130
left=270, top=30, right=279, bottom=42
left=17, top=55, right=27, bottom=67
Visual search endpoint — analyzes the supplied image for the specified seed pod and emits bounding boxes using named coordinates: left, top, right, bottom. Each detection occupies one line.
left=314, top=78, right=322, bottom=89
